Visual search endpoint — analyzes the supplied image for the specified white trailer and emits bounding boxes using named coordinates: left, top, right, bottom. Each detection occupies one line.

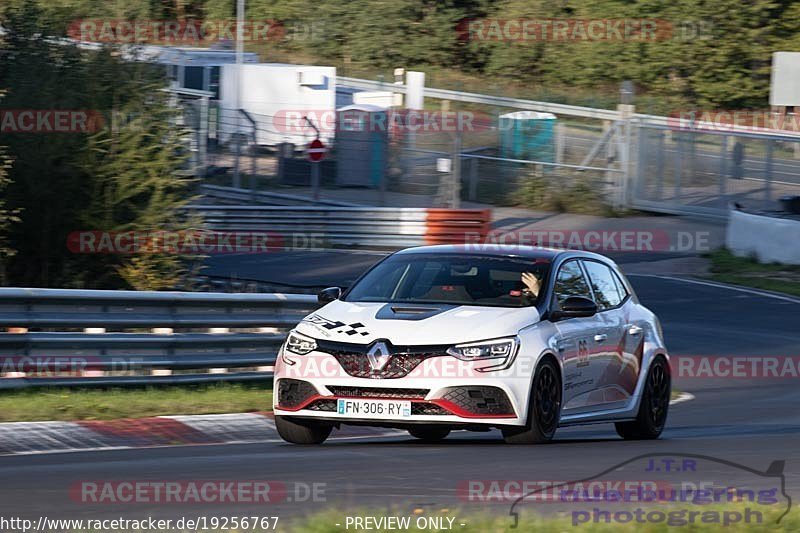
left=156, top=47, right=259, bottom=99
left=219, top=63, right=336, bottom=146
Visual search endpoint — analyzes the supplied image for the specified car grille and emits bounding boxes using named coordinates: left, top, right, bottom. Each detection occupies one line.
left=439, top=386, right=515, bottom=416
left=307, top=399, right=337, bottom=412
left=277, top=379, right=318, bottom=409
left=317, top=339, right=448, bottom=379
left=326, top=386, right=429, bottom=399
left=410, top=403, right=449, bottom=415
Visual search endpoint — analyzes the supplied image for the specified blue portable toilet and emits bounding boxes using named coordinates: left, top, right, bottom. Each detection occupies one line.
left=335, top=104, right=389, bottom=188
left=499, top=111, right=557, bottom=161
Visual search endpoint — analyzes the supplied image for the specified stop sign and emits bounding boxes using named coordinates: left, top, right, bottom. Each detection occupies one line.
left=307, top=138, right=326, bottom=162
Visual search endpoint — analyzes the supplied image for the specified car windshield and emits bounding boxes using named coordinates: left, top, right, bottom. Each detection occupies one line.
left=343, top=253, right=550, bottom=307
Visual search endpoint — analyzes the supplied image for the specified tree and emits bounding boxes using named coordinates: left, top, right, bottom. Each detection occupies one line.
left=0, top=1, right=196, bottom=289
left=0, top=147, right=18, bottom=285
left=78, top=93, right=197, bottom=290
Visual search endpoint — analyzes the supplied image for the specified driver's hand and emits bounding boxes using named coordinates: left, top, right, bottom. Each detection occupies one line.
left=521, top=272, right=540, bottom=297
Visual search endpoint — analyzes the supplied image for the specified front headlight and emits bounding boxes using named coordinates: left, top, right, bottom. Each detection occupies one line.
left=285, top=330, right=317, bottom=355
left=447, top=337, right=519, bottom=371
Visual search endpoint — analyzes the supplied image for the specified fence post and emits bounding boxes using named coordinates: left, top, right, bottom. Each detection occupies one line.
left=468, top=158, right=478, bottom=202
left=674, top=132, right=683, bottom=203
left=251, top=120, right=257, bottom=195
left=233, top=128, right=242, bottom=189
left=198, top=96, right=209, bottom=178
left=603, top=120, right=613, bottom=200
left=765, top=139, right=774, bottom=210
left=718, top=136, right=728, bottom=209
left=555, top=122, right=565, bottom=165
left=617, top=104, right=635, bottom=209
left=451, top=129, right=462, bottom=208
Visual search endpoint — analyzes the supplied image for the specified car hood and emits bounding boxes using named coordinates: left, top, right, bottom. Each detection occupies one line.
left=294, top=299, right=540, bottom=345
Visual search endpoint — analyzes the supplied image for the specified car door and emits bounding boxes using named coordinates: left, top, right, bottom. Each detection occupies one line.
left=551, top=259, right=605, bottom=413
left=581, top=260, right=637, bottom=407
left=612, top=268, right=644, bottom=399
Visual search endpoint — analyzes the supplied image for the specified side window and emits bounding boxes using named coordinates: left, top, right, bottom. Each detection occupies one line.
left=611, top=269, right=630, bottom=302
left=554, top=260, right=592, bottom=306
left=583, top=261, right=623, bottom=310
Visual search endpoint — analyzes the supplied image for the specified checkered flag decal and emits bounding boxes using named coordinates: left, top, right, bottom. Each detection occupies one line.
left=305, top=314, right=370, bottom=336
left=337, top=322, right=369, bottom=336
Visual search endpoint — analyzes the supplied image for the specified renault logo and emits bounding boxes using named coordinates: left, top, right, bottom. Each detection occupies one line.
left=366, top=341, right=391, bottom=371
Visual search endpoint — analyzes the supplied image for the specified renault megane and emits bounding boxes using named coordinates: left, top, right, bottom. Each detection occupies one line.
left=273, top=245, right=670, bottom=444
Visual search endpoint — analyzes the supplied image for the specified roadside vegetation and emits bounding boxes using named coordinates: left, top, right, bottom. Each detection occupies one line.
left=516, top=174, right=619, bottom=216
left=0, top=383, right=272, bottom=422
left=0, top=4, right=197, bottom=290
left=706, top=249, right=800, bottom=297
left=290, top=505, right=796, bottom=532
left=2, top=0, right=793, bottom=113
left=0, top=384, right=681, bottom=422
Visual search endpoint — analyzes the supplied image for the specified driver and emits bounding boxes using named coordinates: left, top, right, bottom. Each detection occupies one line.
left=521, top=271, right=541, bottom=299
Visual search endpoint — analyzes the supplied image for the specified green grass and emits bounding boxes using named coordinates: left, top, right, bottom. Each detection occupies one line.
left=0, top=383, right=273, bottom=422
left=289, top=504, right=797, bottom=532
left=0, top=382, right=684, bottom=423
left=706, top=248, right=800, bottom=297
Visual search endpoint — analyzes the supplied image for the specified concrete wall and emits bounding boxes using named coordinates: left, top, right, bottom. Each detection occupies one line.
left=726, top=209, right=800, bottom=265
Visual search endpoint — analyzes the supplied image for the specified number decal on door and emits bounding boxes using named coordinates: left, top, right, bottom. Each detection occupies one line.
left=577, top=338, right=589, bottom=367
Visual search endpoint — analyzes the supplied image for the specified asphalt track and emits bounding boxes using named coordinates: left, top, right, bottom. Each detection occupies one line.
left=1, top=251, right=799, bottom=527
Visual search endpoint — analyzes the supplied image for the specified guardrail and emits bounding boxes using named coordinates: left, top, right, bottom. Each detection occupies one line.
left=199, top=184, right=363, bottom=207
left=340, top=76, right=800, bottom=139
left=0, top=288, right=319, bottom=389
left=186, top=205, right=492, bottom=249
left=338, top=76, right=621, bottom=121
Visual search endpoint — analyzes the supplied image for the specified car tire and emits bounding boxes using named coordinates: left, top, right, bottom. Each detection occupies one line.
left=408, top=426, right=450, bottom=442
left=275, top=415, right=332, bottom=444
left=615, top=355, right=671, bottom=440
left=502, top=357, right=561, bottom=444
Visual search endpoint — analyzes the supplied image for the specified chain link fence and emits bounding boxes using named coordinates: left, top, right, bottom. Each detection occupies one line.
left=632, top=124, right=800, bottom=217
left=177, top=97, right=800, bottom=216
left=387, top=115, right=623, bottom=208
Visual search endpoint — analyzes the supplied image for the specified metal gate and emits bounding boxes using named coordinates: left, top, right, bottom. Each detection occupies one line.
left=632, top=124, right=800, bottom=218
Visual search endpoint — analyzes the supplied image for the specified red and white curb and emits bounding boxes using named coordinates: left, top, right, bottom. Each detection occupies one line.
left=0, top=393, right=694, bottom=456
left=0, top=413, right=403, bottom=456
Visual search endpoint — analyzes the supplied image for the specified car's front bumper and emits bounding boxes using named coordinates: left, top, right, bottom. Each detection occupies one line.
left=273, top=350, right=530, bottom=427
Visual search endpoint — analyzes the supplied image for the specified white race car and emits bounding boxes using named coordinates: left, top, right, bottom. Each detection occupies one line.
left=273, top=245, right=670, bottom=444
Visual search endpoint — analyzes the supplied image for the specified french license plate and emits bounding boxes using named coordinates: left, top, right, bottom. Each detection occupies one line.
left=336, top=398, right=412, bottom=419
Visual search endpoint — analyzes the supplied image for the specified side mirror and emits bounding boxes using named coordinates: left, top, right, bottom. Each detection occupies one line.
left=551, top=296, right=597, bottom=320
left=317, top=287, right=342, bottom=304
